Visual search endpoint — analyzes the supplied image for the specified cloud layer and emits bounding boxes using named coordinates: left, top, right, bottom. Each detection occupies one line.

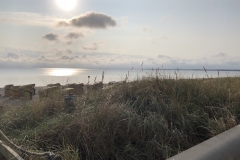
left=0, top=12, right=56, bottom=26
left=1, top=49, right=240, bottom=70
left=56, top=12, right=117, bottom=29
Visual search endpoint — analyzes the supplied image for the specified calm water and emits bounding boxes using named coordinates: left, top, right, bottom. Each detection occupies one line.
left=0, top=68, right=240, bottom=88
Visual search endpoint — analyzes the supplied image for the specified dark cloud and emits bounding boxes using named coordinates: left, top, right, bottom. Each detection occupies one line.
left=7, top=52, right=19, bottom=59
left=42, top=33, right=58, bottom=41
left=65, top=32, right=83, bottom=39
left=42, top=32, right=83, bottom=45
left=56, top=12, right=117, bottom=29
left=82, top=42, right=104, bottom=51
left=215, top=53, right=227, bottom=57
left=65, top=32, right=83, bottom=45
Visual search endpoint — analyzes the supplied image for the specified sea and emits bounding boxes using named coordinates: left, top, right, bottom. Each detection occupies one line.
left=0, top=68, right=240, bottom=88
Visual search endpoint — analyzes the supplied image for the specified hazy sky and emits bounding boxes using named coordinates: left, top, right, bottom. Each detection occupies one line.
left=0, top=0, right=240, bottom=69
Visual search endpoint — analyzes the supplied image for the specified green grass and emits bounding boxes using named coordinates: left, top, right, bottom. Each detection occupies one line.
left=0, top=73, right=240, bottom=159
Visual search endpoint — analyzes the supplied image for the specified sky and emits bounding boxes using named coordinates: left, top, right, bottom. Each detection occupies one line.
left=0, top=0, right=240, bottom=69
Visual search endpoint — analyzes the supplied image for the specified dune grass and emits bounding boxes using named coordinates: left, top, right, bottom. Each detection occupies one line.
left=0, top=72, right=240, bottom=159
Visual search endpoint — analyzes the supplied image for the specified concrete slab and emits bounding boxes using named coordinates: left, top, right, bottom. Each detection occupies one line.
left=167, top=125, right=240, bottom=160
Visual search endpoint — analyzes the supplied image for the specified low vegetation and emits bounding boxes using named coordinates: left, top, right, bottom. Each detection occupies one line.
left=0, top=72, right=240, bottom=159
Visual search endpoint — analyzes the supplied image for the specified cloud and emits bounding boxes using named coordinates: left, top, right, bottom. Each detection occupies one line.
left=82, top=42, right=104, bottom=51
left=64, top=32, right=84, bottom=45
left=119, top=16, right=129, bottom=27
left=160, top=36, right=169, bottom=40
left=142, top=27, right=152, bottom=32
left=0, top=12, right=56, bottom=26
left=65, top=32, right=83, bottom=39
left=46, top=49, right=74, bottom=57
left=1, top=48, right=240, bottom=70
left=152, top=38, right=158, bottom=43
left=66, top=49, right=73, bottom=54
left=42, top=32, right=85, bottom=45
left=6, top=52, right=19, bottom=59
left=157, top=55, right=171, bottom=59
left=56, top=12, right=117, bottom=29
left=215, top=53, right=227, bottom=57
left=42, top=33, right=59, bottom=41
left=60, top=56, right=76, bottom=60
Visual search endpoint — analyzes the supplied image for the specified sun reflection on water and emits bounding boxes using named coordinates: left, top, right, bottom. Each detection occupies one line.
left=44, top=68, right=81, bottom=76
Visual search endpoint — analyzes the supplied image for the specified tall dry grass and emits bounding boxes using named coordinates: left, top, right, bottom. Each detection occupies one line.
left=0, top=72, right=240, bottom=159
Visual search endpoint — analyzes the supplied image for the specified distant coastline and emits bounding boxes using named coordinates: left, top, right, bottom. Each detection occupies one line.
left=145, top=68, right=240, bottom=71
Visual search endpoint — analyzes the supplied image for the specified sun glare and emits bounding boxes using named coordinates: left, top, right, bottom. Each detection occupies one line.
left=56, top=0, right=77, bottom=11
left=47, top=68, right=79, bottom=76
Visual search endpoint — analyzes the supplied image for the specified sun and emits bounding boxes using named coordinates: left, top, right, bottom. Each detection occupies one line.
left=56, top=0, right=77, bottom=11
